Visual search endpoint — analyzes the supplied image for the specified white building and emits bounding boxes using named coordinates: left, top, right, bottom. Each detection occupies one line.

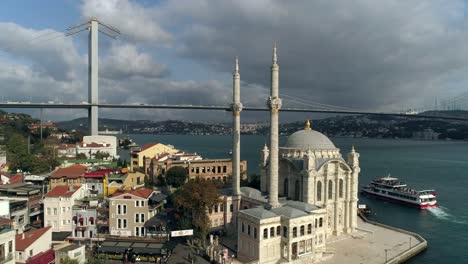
left=220, top=46, right=360, bottom=264
left=15, top=226, right=53, bottom=264
left=0, top=219, right=15, bottom=264
left=43, top=185, right=85, bottom=232
left=81, top=135, right=118, bottom=158
left=55, top=244, right=86, bottom=264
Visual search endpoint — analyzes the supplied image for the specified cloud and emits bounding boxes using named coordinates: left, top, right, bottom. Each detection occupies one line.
left=101, top=44, right=169, bottom=79
left=0, top=22, right=84, bottom=81
left=81, top=0, right=172, bottom=44
left=158, top=0, right=468, bottom=112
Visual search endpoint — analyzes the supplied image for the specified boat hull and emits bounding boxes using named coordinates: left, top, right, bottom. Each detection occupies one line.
left=361, top=189, right=437, bottom=209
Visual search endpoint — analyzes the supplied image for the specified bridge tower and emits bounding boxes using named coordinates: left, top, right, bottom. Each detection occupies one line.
left=67, top=19, right=120, bottom=135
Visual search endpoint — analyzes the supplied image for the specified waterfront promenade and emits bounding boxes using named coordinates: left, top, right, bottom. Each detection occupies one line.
left=322, top=217, right=426, bottom=264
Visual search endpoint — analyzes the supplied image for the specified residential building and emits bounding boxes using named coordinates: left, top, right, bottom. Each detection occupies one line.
left=15, top=226, right=53, bottom=264
left=55, top=245, right=85, bottom=264
left=207, top=189, right=236, bottom=230
left=49, top=165, right=87, bottom=189
left=0, top=183, right=44, bottom=230
left=0, top=217, right=15, bottom=264
left=109, top=188, right=163, bottom=237
left=82, top=172, right=108, bottom=197
left=130, top=143, right=178, bottom=172
left=145, top=158, right=247, bottom=183
left=69, top=198, right=107, bottom=244
left=107, top=171, right=145, bottom=195
left=44, top=185, right=85, bottom=232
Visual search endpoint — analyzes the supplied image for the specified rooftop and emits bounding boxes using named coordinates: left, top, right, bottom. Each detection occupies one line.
left=16, top=226, right=51, bottom=251
left=50, top=164, right=87, bottom=179
left=111, top=187, right=155, bottom=199
left=242, top=207, right=278, bottom=220
left=45, top=186, right=81, bottom=198
left=57, top=244, right=83, bottom=252
left=0, top=183, right=42, bottom=195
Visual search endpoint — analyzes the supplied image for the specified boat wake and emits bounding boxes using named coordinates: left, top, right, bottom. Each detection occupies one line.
left=427, top=206, right=468, bottom=225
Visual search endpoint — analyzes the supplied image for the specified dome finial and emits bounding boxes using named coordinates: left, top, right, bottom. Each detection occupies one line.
left=305, top=119, right=311, bottom=130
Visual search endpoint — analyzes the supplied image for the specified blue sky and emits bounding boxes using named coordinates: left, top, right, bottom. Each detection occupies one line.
left=1, top=0, right=468, bottom=121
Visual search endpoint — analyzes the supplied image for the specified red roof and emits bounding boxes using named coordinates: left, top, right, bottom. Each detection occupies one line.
left=112, top=187, right=154, bottom=199
left=16, top=227, right=51, bottom=251
left=57, top=144, right=76, bottom=150
left=25, top=248, right=54, bottom=264
left=45, top=186, right=80, bottom=198
left=83, top=172, right=105, bottom=178
left=0, top=217, right=11, bottom=225
left=50, top=165, right=87, bottom=179
left=141, top=143, right=159, bottom=151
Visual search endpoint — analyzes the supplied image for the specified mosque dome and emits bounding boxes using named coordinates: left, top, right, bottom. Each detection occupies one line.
left=284, top=120, right=336, bottom=150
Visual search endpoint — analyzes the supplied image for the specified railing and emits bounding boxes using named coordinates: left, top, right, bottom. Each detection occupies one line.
left=0, top=253, right=14, bottom=264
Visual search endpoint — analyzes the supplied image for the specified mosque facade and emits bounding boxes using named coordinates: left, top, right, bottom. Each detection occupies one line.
left=226, top=44, right=361, bottom=263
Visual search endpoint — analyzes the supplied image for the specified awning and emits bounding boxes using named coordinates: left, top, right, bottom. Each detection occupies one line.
left=79, top=217, right=84, bottom=224
left=72, top=216, right=77, bottom=222
left=89, top=217, right=94, bottom=223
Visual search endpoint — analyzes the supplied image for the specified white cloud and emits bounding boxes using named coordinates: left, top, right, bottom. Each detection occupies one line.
left=81, top=0, right=172, bottom=44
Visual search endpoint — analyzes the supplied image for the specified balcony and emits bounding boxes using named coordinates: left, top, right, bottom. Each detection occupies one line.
left=76, top=226, right=88, bottom=231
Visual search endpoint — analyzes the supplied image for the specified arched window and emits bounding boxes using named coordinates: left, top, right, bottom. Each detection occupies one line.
left=328, top=180, right=333, bottom=200
left=339, top=179, right=344, bottom=198
left=270, top=227, right=275, bottom=237
left=317, top=181, right=322, bottom=201
left=242, top=223, right=245, bottom=233
left=307, top=224, right=312, bottom=234
left=263, top=228, right=268, bottom=239
left=319, top=218, right=323, bottom=227
left=276, top=226, right=281, bottom=236
left=300, top=225, right=305, bottom=236
left=315, top=219, right=318, bottom=228
left=283, top=226, right=288, bottom=238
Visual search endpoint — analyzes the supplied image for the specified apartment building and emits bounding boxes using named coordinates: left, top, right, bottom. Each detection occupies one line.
left=130, top=143, right=178, bottom=171
left=43, top=185, right=85, bottom=232
left=109, top=188, right=163, bottom=237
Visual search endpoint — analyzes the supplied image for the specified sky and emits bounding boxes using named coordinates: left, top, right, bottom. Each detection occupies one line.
left=1, top=0, right=468, bottom=122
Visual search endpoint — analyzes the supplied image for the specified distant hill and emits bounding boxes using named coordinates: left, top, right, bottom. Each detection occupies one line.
left=418, top=110, right=468, bottom=119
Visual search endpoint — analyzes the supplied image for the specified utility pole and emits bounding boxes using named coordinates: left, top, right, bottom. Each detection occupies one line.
left=66, top=19, right=120, bottom=136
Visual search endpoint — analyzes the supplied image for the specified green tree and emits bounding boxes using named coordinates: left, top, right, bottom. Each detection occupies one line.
left=61, top=257, right=79, bottom=264
left=173, top=179, right=220, bottom=242
left=76, top=153, right=87, bottom=160
left=166, top=166, right=188, bottom=188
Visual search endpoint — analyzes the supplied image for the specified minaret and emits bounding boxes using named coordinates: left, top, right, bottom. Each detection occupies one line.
left=267, top=43, right=282, bottom=208
left=231, top=56, right=242, bottom=196
left=347, top=145, right=360, bottom=232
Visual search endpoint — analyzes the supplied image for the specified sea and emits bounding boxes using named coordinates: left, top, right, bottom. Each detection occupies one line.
left=118, top=134, right=468, bottom=263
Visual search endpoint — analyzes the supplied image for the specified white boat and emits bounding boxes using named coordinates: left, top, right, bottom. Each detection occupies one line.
left=361, top=175, right=437, bottom=209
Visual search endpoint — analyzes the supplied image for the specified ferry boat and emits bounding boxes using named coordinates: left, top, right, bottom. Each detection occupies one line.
left=361, top=175, right=437, bottom=209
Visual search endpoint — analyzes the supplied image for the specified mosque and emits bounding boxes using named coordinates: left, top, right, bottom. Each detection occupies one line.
left=226, top=44, right=361, bottom=263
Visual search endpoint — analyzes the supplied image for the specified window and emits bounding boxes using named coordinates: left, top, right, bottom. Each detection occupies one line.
left=136, top=201, right=140, bottom=207
left=123, top=205, right=127, bottom=214
left=230, top=204, right=233, bottom=212
left=248, top=225, right=251, bottom=235
left=53, top=208, right=57, bottom=215
left=220, top=204, right=224, bottom=212
left=300, top=225, right=305, bottom=236
left=8, top=241, right=13, bottom=253
left=123, top=219, right=127, bottom=228
left=118, top=219, right=122, bottom=228
left=263, top=228, right=268, bottom=239
left=276, top=226, right=281, bottom=236
left=62, top=207, right=65, bottom=213
left=315, top=219, right=318, bottom=228
left=254, top=228, right=257, bottom=239
left=223, top=166, right=227, bottom=173
left=319, top=218, right=323, bottom=227
left=209, top=207, right=213, bottom=214
left=214, top=205, right=218, bottom=213
left=136, top=214, right=139, bottom=223
left=62, top=220, right=66, bottom=225
left=339, top=179, right=344, bottom=198
left=47, top=208, right=51, bottom=215
left=141, top=213, right=145, bottom=222
left=307, top=224, right=312, bottom=234
left=30, top=249, right=33, bottom=256
left=141, top=201, right=145, bottom=207
left=317, top=181, right=322, bottom=201
left=117, top=205, right=121, bottom=215
left=141, top=227, right=145, bottom=236
left=135, top=226, right=139, bottom=236
left=293, top=227, right=297, bottom=238
left=242, top=223, right=245, bottom=233
left=270, top=227, right=275, bottom=237
left=328, top=180, right=333, bottom=200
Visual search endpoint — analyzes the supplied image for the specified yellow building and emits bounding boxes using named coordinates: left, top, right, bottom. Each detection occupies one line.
left=130, top=143, right=178, bottom=171
left=107, top=171, right=146, bottom=195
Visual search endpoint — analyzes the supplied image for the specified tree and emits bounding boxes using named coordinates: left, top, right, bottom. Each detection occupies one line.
left=173, top=179, right=220, bottom=241
left=61, top=257, right=79, bottom=264
left=166, top=166, right=188, bottom=188
left=76, top=153, right=87, bottom=160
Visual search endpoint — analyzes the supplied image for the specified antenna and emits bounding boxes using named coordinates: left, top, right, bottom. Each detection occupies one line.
left=66, top=19, right=120, bottom=136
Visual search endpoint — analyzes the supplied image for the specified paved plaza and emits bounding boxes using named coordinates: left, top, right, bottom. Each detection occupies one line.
left=322, top=218, right=424, bottom=264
